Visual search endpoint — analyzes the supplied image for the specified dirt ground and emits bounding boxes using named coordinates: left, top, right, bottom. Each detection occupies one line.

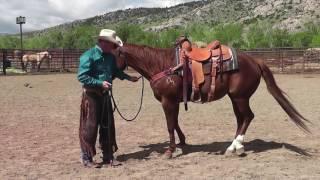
left=0, top=73, right=320, bottom=180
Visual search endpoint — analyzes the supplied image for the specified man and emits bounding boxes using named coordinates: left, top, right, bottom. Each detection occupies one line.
left=77, top=29, right=138, bottom=168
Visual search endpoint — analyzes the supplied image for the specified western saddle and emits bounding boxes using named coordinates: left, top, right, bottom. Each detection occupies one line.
left=175, top=36, right=233, bottom=105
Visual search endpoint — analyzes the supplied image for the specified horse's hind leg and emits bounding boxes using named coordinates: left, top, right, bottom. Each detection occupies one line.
left=226, top=98, right=254, bottom=156
left=230, top=98, right=244, bottom=138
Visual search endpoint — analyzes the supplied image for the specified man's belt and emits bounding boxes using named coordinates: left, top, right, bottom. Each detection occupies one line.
left=83, top=86, right=109, bottom=96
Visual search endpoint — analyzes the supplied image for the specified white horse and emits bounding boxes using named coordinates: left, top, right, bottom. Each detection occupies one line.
left=22, top=51, right=52, bottom=72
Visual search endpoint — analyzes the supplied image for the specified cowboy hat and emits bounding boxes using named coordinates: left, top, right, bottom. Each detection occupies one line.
left=98, top=29, right=123, bottom=47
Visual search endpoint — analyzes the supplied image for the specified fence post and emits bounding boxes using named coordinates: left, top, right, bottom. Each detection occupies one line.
left=280, top=48, right=284, bottom=73
left=2, top=49, right=6, bottom=75
left=302, top=48, right=306, bottom=73
left=318, top=48, right=320, bottom=72
left=62, top=48, right=65, bottom=72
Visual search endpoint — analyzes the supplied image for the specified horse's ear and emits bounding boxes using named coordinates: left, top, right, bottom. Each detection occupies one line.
left=174, top=35, right=189, bottom=48
left=118, top=46, right=126, bottom=55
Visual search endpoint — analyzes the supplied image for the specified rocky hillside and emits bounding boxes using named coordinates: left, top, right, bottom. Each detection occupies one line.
left=28, top=0, right=320, bottom=35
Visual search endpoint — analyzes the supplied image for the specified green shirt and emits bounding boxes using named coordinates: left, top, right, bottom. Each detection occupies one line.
left=77, top=45, right=130, bottom=87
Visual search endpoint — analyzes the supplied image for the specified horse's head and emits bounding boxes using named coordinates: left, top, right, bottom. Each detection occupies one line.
left=112, top=46, right=128, bottom=71
left=44, top=51, right=52, bottom=59
left=112, top=43, right=176, bottom=79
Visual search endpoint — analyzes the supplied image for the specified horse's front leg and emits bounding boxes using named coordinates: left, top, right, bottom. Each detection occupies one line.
left=24, top=61, right=28, bottom=72
left=161, top=97, right=179, bottom=159
left=37, top=61, right=41, bottom=72
left=174, top=104, right=186, bottom=146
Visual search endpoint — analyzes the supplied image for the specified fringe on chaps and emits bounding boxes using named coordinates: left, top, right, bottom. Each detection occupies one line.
left=79, top=89, right=118, bottom=159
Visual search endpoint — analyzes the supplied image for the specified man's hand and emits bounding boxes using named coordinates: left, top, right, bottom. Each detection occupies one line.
left=102, top=81, right=112, bottom=90
left=129, top=76, right=139, bottom=82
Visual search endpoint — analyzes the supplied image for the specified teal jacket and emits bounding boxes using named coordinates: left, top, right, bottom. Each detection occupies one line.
left=77, top=45, right=130, bottom=87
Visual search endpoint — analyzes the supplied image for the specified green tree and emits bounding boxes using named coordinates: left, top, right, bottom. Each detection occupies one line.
left=270, top=29, right=291, bottom=47
left=290, top=32, right=313, bottom=47
left=310, top=34, right=320, bottom=47
left=0, top=36, right=20, bottom=49
left=244, top=23, right=271, bottom=49
left=212, top=23, right=244, bottom=48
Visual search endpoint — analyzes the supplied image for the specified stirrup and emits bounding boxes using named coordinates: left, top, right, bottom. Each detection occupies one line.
left=191, top=88, right=201, bottom=102
left=207, top=92, right=215, bottom=102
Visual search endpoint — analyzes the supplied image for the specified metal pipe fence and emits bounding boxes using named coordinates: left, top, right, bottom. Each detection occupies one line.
left=1, top=47, right=320, bottom=75
left=245, top=47, right=320, bottom=73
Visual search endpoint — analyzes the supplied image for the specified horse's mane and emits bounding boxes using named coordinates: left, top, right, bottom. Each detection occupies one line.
left=37, top=51, right=49, bottom=55
left=124, top=43, right=176, bottom=73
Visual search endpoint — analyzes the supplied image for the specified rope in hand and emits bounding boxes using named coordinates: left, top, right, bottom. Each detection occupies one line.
left=110, top=76, right=144, bottom=122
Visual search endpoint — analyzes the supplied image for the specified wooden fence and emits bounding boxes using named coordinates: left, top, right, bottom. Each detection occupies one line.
left=1, top=47, right=320, bottom=75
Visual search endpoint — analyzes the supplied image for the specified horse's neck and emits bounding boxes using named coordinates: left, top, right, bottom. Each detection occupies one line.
left=38, top=52, right=48, bottom=59
left=126, top=46, right=175, bottom=79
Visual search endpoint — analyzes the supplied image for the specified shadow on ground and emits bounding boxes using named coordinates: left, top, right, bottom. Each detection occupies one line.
left=117, top=139, right=311, bottom=161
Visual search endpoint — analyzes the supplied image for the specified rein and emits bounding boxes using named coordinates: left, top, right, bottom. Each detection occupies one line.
left=111, top=48, right=144, bottom=121
left=110, top=76, right=144, bottom=122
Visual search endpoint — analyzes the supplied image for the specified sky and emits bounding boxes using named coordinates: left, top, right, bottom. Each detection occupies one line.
left=0, top=0, right=196, bottom=33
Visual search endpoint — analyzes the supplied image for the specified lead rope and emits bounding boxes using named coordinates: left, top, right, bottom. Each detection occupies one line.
left=110, top=76, right=144, bottom=122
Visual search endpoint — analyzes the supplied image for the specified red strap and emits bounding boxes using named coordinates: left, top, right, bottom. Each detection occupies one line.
left=150, top=69, right=172, bottom=86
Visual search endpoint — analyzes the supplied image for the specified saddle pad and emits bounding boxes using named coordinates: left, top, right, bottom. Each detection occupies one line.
left=219, top=48, right=239, bottom=73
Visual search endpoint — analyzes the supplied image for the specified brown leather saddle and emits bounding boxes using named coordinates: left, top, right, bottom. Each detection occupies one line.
left=185, top=41, right=232, bottom=62
left=176, top=36, right=233, bottom=103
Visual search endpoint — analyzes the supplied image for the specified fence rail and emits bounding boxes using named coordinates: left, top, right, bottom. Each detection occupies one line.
left=245, top=47, right=320, bottom=73
left=1, top=47, right=320, bottom=75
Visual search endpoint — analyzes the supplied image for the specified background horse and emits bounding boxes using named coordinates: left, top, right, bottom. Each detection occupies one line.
left=22, top=51, right=52, bottom=72
left=114, top=43, right=310, bottom=158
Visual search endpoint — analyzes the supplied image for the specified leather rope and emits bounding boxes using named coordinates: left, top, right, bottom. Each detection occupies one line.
left=110, top=76, right=144, bottom=122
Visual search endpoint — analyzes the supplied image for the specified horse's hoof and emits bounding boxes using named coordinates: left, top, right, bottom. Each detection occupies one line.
left=177, top=142, right=186, bottom=147
left=236, top=146, right=245, bottom=156
left=225, top=149, right=236, bottom=156
left=163, top=150, right=173, bottom=159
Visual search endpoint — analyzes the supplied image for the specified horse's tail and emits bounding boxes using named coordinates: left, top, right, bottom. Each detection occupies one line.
left=256, top=59, right=311, bottom=133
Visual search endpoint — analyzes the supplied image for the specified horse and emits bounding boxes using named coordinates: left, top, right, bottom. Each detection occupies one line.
left=113, top=42, right=310, bottom=159
left=22, top=51, right=52, bottom=72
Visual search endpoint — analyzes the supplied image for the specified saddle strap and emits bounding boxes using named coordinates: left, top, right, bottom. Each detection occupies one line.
left=219, top=46, right=224, bottom=82
left=150, top=69, right=173, bottom=86
left=182, top=55, right=189, bottom=111
left=207, top=59, right=218, bottom=102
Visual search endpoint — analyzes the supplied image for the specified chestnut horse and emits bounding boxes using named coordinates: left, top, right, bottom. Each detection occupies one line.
left=114, top=43, right=310, bottom=158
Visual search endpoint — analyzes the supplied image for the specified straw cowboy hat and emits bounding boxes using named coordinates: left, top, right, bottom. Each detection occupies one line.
left=98, top=29, right=123, bottom=47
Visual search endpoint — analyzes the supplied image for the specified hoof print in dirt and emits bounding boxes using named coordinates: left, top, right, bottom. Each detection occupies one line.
left=24, top=83, right=33, bottom=88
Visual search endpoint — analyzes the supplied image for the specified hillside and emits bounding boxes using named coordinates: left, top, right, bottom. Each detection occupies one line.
left=29, top=0, right=320, bottom=36
left=1, top=0, right=319, bottom=49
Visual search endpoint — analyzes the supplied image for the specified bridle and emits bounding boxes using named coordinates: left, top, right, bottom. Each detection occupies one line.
left=117, top=47, right=129, bottom=70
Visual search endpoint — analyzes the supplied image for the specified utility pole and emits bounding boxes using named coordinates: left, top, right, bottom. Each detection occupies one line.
left=16, top=16, right=26, bottom=71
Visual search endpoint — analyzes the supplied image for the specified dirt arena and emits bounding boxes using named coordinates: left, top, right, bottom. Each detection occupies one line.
left=0, top=73, right=320, bottom=179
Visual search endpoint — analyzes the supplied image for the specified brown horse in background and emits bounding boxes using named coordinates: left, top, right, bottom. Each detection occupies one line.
left=114, top=43, right=310, bottom=158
